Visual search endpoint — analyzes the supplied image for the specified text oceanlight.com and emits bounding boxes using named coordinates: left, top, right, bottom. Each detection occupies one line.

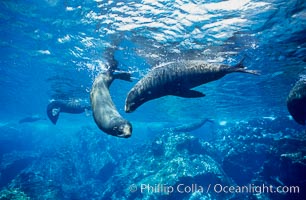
left=129, top=183, right=300, bottom=195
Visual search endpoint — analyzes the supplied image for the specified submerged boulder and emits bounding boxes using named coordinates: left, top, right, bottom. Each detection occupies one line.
left=215, top=118, right=305, bottom=200
left=1, top=117, right=304, bottom=200
left=258, top=137, right=306, bottom=199
left=102, top=132, right=234, bottom=200
left=0, top=188, right=30, bottom=200
left=287, top=79, right=306, bottom=125
left=1, top=126, right=123, bottom=199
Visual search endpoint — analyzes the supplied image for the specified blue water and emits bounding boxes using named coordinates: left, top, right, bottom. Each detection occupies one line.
left=0, top=0, right=305, bottom=199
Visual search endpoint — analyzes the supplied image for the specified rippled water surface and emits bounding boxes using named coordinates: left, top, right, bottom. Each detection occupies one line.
left=1, top=0, right=305, bottom=122
left=0, top=0, right=305, bottom=199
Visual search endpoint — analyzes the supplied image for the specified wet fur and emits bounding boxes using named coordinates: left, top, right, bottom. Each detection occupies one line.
left=47, top=100, right=90, bottom=124
left=91, top=72, right=133, bottom=137
left=125, top=60, right=259, bottom=112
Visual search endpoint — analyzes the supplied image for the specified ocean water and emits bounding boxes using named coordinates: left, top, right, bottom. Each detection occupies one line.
left=0, top=0, right=305, bottom=199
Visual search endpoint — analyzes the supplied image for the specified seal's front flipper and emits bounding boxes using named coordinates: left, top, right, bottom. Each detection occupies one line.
left=84, top=108, right=91, bottom=117
left=173, top=89, right=205, bottom=98
left=113, top=72, right=132, bottom=82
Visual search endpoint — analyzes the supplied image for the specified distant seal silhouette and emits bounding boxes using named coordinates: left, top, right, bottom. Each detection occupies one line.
left=287, top=79, right=306, bottom=125
left=166, top=118, right=214, bottom=133
left=19, top=115, right=46, bottom=124
left=47, top=100, right=91, bottom=124
left=125, top=59, right=260, bottom=112
left=90, top=71, right=133, bottom=138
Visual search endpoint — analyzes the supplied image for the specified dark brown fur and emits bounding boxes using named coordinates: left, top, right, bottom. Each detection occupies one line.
left=125, top=60, right=259, bottom=112
left=91, top=72, right=133, bottom=138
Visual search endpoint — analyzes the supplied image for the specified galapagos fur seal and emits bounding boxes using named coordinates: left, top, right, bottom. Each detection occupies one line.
left=19, top=115, right=46, bottom=124
left=125, top=59, right=260, bottom=112
left=90, top=71, right=133, bottom=138
left=47, top=99, right=91, bottom=124
left=287, top=79, right=306, bottom=125
left=166, top=118, right=214, bottom=133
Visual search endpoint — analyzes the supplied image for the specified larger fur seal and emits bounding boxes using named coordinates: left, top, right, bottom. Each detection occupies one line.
left=125, top=59, right=260, bottom=112
left=90, top=71, right=133, bottom=138
left=287, top=79, right=306, bottom=125
left=47, top=100, right=91, bottom=124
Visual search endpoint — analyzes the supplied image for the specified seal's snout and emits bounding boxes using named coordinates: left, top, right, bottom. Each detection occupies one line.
left=124, top=104, right=129, bottom=112
left=125, top=101, right=136, bottom=113
left=118, top=123, right=132, bottom=138
left=125, top=104, right=131, bottom=113
left=122, top=124, right=132, bottom=138
left=125, top=102, right=133, bottom=113
left=112, top=121, right=132, bottom=138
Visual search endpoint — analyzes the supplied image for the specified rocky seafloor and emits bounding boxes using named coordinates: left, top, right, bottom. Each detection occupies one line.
left=0, top=117, right=305, bottom=200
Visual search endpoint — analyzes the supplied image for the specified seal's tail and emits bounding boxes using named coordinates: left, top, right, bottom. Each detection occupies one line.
left=230, top=58, right=261, bottom=75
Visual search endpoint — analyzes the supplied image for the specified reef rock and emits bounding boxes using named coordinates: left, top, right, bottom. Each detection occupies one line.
left=102, top=132, right=234, bottom=200
left=1, top=126, right=126, bottom=199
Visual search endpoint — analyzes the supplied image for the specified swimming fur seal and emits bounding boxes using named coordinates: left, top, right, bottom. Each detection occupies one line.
left=166, top=118, right=214, bottom=133
left=90, top=71, right=133, bottom=138
left=19, top=115, right=46, bottom=124
left=287, top=79, right=306, bottom=125
left=125, top=59, right=260, bottom=112
left=47, top=100, right=91, bottom=124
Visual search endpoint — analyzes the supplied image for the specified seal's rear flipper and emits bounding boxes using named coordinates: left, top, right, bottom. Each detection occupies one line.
left=113, top=72, right=132, bottom=82
left=47, top=104, right=61, bottom=124
left=173, top=89, right=205, bottom=98
left=233, top=57, right=246, bottom=69
left=244, top=69, right=261, bottom=75
left=230, top=58, right=261, bottom=75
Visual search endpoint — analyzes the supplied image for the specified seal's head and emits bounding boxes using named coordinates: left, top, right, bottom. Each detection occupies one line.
left=124, top=101, right=135, bottom=113
left=111, top=120, right=133, bottom=138
left=125, top=89, right=147, bottom=113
